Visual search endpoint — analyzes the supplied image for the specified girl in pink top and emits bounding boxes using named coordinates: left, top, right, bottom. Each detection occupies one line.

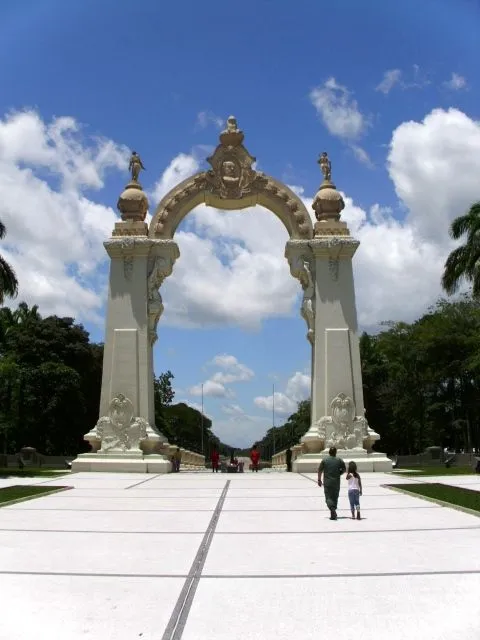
left=346, top=461, right=363, bottom=520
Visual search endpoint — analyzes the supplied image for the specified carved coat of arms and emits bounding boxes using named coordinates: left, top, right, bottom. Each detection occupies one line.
left=205, top=116, right=259, bottom=199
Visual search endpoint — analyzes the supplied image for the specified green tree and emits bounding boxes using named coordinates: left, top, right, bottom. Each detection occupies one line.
left=442, top=202, right=480, bottom=296
left=0, top=219, right=18, bottom=304
left=0, top=303, right=103, bottom=455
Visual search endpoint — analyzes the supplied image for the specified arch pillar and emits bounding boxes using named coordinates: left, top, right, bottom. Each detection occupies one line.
left=72, top=228, right=180, bottom=473
left=290, top=164, right=391, bottom=472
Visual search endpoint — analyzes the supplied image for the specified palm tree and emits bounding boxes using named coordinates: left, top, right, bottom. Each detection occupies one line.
left=0, top=219, right=18, bottom=304
left=442, top=202, right=480, bottom=297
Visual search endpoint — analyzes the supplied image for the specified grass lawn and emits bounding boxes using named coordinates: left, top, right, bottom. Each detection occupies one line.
left=388, top=483, right=480, bottom=513
left=0, top=467, right=69, bottom=478
left=396, top=465, right=475, bottom=477
left=0, top=485, right=70, bottom=506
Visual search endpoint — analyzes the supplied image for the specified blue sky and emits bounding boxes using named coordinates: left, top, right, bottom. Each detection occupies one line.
left=0, top=0, right=479, bottom=446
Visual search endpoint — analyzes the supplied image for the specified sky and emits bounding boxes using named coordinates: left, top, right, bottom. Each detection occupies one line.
left=0, top=0, right=479, bottom=447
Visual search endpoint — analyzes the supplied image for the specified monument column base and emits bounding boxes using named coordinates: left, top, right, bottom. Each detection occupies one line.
left=71, top=452, right=171, bottom=474
left=293, top=449, right=393, bottom=473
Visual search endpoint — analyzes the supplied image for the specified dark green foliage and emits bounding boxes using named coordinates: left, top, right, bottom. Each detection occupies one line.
left=360, top=295, right=480, bottom=454
left=0, top=219, right=18, bottom=304
left=0, top=303, right=103, bottom=455
left=442, top=202, right=480, bottom=296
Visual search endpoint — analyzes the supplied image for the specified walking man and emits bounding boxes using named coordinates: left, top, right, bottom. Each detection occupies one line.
left=318, top=447, right=346, bottom=520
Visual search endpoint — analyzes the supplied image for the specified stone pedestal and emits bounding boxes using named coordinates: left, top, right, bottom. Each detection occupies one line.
left=293, top=450, right=392, bottom=473
left=71, top=452, right=171, bottom=473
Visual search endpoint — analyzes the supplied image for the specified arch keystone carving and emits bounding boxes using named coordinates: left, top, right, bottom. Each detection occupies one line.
left=149, top=116, right=313, bottom=241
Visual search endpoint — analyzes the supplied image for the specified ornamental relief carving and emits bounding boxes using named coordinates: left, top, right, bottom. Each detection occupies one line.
left=96, top=393, right=149, bottom=452
left=300, top=257, right=315, bottom=345
left=147, top=249, right=178, bottom=344
left=149, top=116, right=313, bottom=241
left=317, top=393, right=370, bottom=451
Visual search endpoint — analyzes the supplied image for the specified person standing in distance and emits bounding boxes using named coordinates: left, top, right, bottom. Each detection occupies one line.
left=286, top=447, right=293, bottom=472
left=250, top=445, right=260, bottom=472
left=211, top=447, right=220, bottom=473
left=318, top=447, right=346, bottom=520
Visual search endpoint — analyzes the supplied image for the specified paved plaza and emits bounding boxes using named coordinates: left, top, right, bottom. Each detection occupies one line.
left=0, top=470, right=479, bottom=639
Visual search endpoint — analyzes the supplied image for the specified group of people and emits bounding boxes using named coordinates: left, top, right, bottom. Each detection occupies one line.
left=318, top=447, right=362, bottom=520
left=210, top=445, right=261, bottom=473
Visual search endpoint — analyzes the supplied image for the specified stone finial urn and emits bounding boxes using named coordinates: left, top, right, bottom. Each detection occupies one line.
left=117, top=181, right=149, bottom=222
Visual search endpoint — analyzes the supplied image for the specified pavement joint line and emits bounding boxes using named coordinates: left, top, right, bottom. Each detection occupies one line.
left=0, top=525, right=478, bottom=535
left=125, top=474, right=162, bottom=489
left=0, top=570, right=188, bottom=578
left=161, top=479, right=231, bottom=640
left=199, top=569, right=480, bottom=579
left=1, top=568, right=479, bottom=580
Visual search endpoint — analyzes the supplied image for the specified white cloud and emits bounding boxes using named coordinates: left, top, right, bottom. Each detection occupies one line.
left=0, top=109, right=128, bottom=322
left=210, top=354, right=254, bottom=384
left=188, top=354, right=254, bottom=400
left=254, top=371, right=311, bottom=416
left=387, top=108, right=480, bottom=245
left=189, top=379, right=233, bottom=398
left=162, top=205, right=300, bottom=329
left=443, top=72, right=467, bottom=91
left=310, top=77, right=369, bottom=141
left=375, top=69, right=402, bottom=95
left=215, top=404, right=270, bottom=447
left=196, top=111, right=224, bottom=130
left=350, top=144, right=373, bottom=168
left=375, top=66, right=430, bottom=94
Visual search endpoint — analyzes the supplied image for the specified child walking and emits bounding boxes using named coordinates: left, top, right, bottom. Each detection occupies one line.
left=346, top=461, right=362, bottom=520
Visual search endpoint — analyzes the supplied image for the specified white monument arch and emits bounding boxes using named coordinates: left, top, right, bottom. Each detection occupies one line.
left=72, top=117, right=392, bottom=473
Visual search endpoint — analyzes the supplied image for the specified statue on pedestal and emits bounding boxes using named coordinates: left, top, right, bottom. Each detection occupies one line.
left=129, top=151, right=146, bottom=183
left=318, top=152, right=332, bottom=182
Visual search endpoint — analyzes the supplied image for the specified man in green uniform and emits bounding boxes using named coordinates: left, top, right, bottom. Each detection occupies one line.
left=318, top=447, right=346, bottom=520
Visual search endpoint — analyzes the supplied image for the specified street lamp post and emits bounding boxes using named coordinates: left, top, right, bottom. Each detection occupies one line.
left=272, top=383, right=276, bottom=456
left=201, top=383, right=204, bottom=455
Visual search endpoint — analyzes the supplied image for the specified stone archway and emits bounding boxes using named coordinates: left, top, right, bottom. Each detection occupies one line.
left=72, top=116, right=392, bottom=473
left=149, top=117, right=312, bottom=241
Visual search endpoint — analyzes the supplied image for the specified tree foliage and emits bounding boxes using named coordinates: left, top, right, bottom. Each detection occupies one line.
left=0, top=219, right=19, bottom=304
left=0, top=304, right=102, bottom=454
left=442, top=202, right=480, bottom=296
left=361, top=295, right=480, bottom=454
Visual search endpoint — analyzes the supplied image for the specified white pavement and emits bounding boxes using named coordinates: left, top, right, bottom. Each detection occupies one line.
left=0, top=471, right=479, bottom=639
